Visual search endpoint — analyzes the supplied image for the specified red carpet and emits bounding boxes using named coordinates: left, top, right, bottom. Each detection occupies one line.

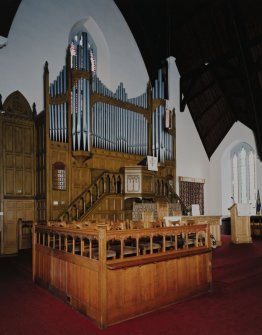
left=0, top=235, right=262, bottom=335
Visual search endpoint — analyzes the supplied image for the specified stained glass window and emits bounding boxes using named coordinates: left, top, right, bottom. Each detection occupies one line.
left=53, top=162, right=66, bottom=190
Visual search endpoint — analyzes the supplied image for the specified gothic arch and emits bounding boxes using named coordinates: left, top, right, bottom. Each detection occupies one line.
left=3, top=90, right=33, bottom=119
left=69, top=17, right=110, bottom=83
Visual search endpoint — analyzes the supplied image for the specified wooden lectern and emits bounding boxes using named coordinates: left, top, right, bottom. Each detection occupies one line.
left=228, top=203, right=252, bottom=244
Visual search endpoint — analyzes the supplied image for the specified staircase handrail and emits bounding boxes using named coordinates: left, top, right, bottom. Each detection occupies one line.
left=55, top=170, right=123, bottom=221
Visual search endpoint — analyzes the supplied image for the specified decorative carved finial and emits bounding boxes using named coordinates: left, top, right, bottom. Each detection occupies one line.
left=32, top=102, right=37, bottom=117
left=0, top=94, right=4, bottom=113
left=44, top=61, right=49, bottom=73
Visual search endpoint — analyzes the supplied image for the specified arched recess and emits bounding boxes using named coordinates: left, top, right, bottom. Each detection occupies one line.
left=69, top=17, right=110, bottom=85
left=221, top=140, right=257, bottom=215
left=3, top=90, right=33, bottom=118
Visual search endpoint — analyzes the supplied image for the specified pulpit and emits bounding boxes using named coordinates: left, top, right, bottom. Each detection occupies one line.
left=123, top=166, right=155, bottom=199
left=228, top=203, right=252, bottom=244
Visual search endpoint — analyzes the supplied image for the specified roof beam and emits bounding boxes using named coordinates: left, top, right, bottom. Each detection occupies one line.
left=197, top=95, right=223, bottom=121
left=180, top=77, right=217, bottom=109
left=228, top=0, right=262, bottom=160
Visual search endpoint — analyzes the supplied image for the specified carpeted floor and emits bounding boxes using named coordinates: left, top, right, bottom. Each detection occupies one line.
left=0, top=235, right=262, bottom=335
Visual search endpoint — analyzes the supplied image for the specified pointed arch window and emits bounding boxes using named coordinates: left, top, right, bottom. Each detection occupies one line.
left=231, top=143, right=257, bottom=205
left=53, top=162, right=66, bottom=190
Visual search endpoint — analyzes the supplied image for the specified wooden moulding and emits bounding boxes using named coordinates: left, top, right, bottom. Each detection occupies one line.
left=107, top=247, right=211, bottom=270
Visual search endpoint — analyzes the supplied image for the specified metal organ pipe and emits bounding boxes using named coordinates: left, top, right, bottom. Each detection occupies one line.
left=57, top=104, right=61, bottom=142
left=82, top=78, right=87, bottom=151
left=86, top=79, right=90, bottom=151
left=48, top=31, right=175, bottom=163
left=76, top=79, right=81, bottom=150
left=72, top=85, right=76, bottom=150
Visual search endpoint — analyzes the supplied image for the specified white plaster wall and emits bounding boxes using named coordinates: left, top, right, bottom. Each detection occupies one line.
left=0, top=0, right=148, bottom=111
left=167, top=58, right=210, bottom=214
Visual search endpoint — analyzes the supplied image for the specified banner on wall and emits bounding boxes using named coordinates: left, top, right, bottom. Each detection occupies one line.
left=147, top=156, right=158, bottom=171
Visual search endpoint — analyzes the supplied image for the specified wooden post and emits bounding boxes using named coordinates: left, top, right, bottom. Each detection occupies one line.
left=32, top=222, right=37, bottom=281
left=97, top=224, right=108, bottom=328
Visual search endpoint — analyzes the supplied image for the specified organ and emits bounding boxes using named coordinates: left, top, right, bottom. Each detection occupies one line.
left=35, top=30, right=177, bottom=222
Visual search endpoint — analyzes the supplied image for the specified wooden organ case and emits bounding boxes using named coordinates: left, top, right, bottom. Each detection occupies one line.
left=0, top=91, right=35, bottom=255
left=35, top=31, right=176, bottom=223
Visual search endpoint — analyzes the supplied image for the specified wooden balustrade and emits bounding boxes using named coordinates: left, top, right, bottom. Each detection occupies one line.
left=55, top=171, right=123, bottom=222
left=32, top=220, right=212, bottom=328
left=35, top=222, right=209, bottom=259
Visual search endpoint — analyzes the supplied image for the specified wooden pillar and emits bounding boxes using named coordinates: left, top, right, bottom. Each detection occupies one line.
left=32, top=222, right=37, bottom=281
left=97, top=224, right=108, bottom=328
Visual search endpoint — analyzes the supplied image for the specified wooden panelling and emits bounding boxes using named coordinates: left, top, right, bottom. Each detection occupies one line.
left=15, top=155, right=23, bottom=169
left=34, top=245, right=100, bottom=323
left=89, top=195, right=124, bottom=221
left=24, top=156, right=33, bottom=169
left=3, top=199, right=35, bottom=254
left=24, top=171, right=33, bottom=195
left=5, top=170, right=15, bottom=194
left=106, top=253, right=211, bottom=325
left=0, top=91, right=35, bottom=255
left=15, top=170, right=23, bottom=194
left=5, top=154, right=14, bottom=168
left=5, top=124, right=13, bottom=151
left=24, top=128, right=32, bottom=153
left=3, top=123, right=34, bottom=197
left=15, top=127, right=23, bottom=153
left=33, top=224, right=212, bottom=328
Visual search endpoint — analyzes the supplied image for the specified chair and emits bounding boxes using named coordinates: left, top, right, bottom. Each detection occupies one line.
left=109, top=242, right=137, bottom=258
left=107, top=220, right=137, bottom=257
left=139, top=238, right=161, bottom=255
left=108, top=220, right=127, bottom=230
left=129, top=220, right=144, bottom=229
left=142, top=211, right=154, bottom=228
left=91, top=248, right=117, bottom=260
left=157, top=202, right=169, bottom=222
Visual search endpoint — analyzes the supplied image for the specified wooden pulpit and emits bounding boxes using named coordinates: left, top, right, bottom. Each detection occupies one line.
left=228, top=203, right=252, bottom=244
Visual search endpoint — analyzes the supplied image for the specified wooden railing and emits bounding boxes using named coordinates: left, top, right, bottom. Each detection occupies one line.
left=55, top=171, right=124, bottom=222
left=32, top=221, right=212, bottom=328
left=34, top=221, right=210, bottom=262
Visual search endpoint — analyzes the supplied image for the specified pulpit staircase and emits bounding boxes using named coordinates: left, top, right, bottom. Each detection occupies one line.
left=55, top=172, right=186, bottom=222
left=166, top=181, right=186, bottom=212
left=55, top=170, right=124, bottom=222
left=154, top=176, right=186, bottom=212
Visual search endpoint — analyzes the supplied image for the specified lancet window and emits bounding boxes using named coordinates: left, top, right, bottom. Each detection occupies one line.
left=231, top=142, right=257, bottom=205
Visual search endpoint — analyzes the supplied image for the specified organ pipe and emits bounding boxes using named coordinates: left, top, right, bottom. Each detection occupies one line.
left=47, top=32, right=173, bottom=162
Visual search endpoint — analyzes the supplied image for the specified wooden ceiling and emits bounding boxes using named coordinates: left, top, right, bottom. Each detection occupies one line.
left=114, top=0, right=262, bottom=160
left=1, top=0, right=262, bottom=160
left=0, top=0, right=21, bottom=40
